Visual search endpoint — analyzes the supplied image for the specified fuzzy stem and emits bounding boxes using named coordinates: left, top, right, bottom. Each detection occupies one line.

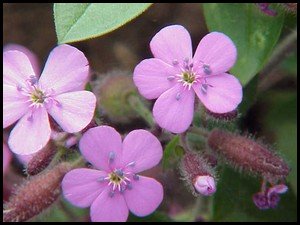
left=127, top=94, right=155, bottom=127
left=258, top=27, right=297, bottom=92
left=179, top=132, right=190, bottom=153
left=187, top=127, right=209, bottom=138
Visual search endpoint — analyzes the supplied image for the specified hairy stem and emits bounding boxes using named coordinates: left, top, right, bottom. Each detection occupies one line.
left=187, top=127, right=209, bottom=138
left=127, top=94, right=155, bottom=127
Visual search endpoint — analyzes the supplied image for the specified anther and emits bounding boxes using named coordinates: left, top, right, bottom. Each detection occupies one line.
left=16, top=85, right=23, bottom=92
left=133, top=174, right=139, bottom=181
left=127, top=183, right=133, bottom=190
left=97, top=177, right=105, bottom=182
left=120, top=186, right=126, bottom=193
left=201, top=83, right=208, bottom=94
left=109, top=191, right=115, bottom=198
left=176, top=92, right=181, bottom=101
left=172, top=60, right=179, bottom=66
left=167, top=76, right=175, bottom=81
left=115, top=169, right=123, bottom=177
left=108, top=151, right=115, bottom=163
left=203, top=64, right=212, bottom=75
left=127, top=161, right=135, bottom=167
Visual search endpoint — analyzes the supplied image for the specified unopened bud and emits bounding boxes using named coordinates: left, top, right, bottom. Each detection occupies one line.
left=208, top=129, right=290, bottom=183
left=26, top=141, right=56, bottom=176
left=3, top=162, right=72, bottom=222
left=194, top=175, right=216, bottom=196
left=94, top=70, right=140, bottom=124
left=206, top=109, right=238, bottom=121
left=180, top=151, right=216, bottom=196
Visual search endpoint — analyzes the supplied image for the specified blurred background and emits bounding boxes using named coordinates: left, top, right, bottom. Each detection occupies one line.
left=3, top=3, right=297, bottom=222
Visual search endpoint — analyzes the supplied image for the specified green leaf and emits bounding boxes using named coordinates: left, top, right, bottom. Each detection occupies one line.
left=54, top=3, right=152, bottom=43
left=212, top=166, right=297, bottom=222
left=162, top=135, right=180, bottom=170
left=128, top=211, right=173, bottom=222
left=203, top=3, right=285, bottom=86
left=262, top=91, right=297, bottom=195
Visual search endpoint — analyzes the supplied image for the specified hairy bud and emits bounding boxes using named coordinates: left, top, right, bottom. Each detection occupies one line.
left=3, top=162, right=72, bottom=222
left=180, top=151, right=216, bottom=196
left=206, top=109, right=238, bottom=121
left=26, top=141, right=56, bottom=176
left=95, top=70, right=139, bottom=124
left=207, top=129, right=290, bottom=183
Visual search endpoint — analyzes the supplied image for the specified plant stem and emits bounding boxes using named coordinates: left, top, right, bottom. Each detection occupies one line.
left=127, top=94, right=155, bottom=127
left=187, top=126, right=209, bottom=138
left=258, top=27, right=297, bottom=92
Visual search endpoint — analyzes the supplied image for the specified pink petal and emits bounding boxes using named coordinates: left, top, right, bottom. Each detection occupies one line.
left=121, top=130, right=163, bottom=173
left=39, top=44, right=89, bottom=95
left=8, top=107, right=51, bottom=155
left=90, top=188, right=129, bottom=222
left=46, top=91, right=96, bottom=133
left=153, top=84, right=195, bottom=133
left=3, top=84, right=30, bottom=128
left=267, top=184, right=288, bottom=197
left=193, top=73, right=243, bottom=113
left=3, top=143, right=12, bottom=175
left=3, top=44, right=40, bottom=75
left=62, top=168, right=108, bottom=208
left=193, top=32, right=237, bottom=75
left=3, top=50, right=36, bottom=86
left=15, top=153, right=34, bottom=166
left=133, top=58, right=178, bottom=99
left=124, top=176, right=163, bottom=217
left=150, top=25, right=193, bottom=65
left=79, top=126, right=123, bottom=171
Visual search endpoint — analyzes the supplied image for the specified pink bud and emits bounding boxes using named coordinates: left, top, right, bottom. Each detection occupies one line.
left=194, top=175, right=216, bottom=196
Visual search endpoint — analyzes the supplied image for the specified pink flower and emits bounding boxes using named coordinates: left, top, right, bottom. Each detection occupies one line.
left=3, top=44, right=96, bottom=155
left=62, top=126, right=164, bottom=222
left=134, top=25, right=243, bottom=133
left=3, top=143, right=12, bottom=175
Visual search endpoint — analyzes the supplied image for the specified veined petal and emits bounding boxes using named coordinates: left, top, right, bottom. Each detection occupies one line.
left=193, top=32, right=237, bottom=75
left=39, top=44, right=89, bottom=95
left=8, top=107, right=51, bottom=155
left=193, top=73, right=242, bottom=113
left=150, top=25, right=193, bottom=65
left=133, top=58, right=178, bottom=99
left=46, top=91, right=96, bottom=133
left=121, top=130, right=163, bottom=173
left=3, top=84, right=30, bottom=128
left=3, top=50, right=36, bottom=86
left=153, top=84, right=195, bottom=133
left=4, top=44, right=40, bottom=75
left=124, top=176, right=163, bottom=217
left=90, top=188, right=129, bottom=222
left=3, top=143, right=12, bottom=175
left=79, top=126, right=123, bottom=171
left=62, top=169, right=108, bottom=208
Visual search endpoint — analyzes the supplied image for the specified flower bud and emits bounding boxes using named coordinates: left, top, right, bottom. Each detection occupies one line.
left=3, top=162, right=72, bottom=222
left=26, top=141, right=56, bottom=176
left=180, top=150, right=216, bottom=196
left=256, top=3, right=277, bottom=16
left=194, top=175, right=216, bottom=196
left=94, top=70, right=140, bottom=124
left=207, top=129, right=290, bottom=183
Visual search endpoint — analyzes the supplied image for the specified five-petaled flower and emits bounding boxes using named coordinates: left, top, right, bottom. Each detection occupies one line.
left=62, top=126, right=164, bottom=222
left=3, top=44, right=96, bottom=155
left=134, top=25, right=243, bottom=133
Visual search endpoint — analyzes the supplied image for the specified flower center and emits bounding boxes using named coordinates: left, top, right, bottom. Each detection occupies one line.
left=30, top=89, right=46, bottom=104
left=182, top=71, right=196, bottom=84
left=108, top=169, right=124, bottom=185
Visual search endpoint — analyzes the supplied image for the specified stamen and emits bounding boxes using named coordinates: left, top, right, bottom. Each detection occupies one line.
left=176, top=92, right=181, bottom=101
left=133, top=174, right=139, bottom=181
left=97, top=177, right=105, bottom=182
left=120, top=186, right=126, bottom=193
left=108, top=151, right=115, bottom=163
left=109, top=191, right=115, bottom=198
left=167, top=76, right=175, bottom=81
left=115, top=169, right=123, bottom=177
left=203, top=64, right=212, bottom=75
left=172, top=59, right=179, bottom=66
left=127, top=183, right=133, bottom=190
left=201, top=83, right=208, bottom=94
left=16, top=85, right=23, bottom=92
left=126, top=161, right=135, bottom=167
